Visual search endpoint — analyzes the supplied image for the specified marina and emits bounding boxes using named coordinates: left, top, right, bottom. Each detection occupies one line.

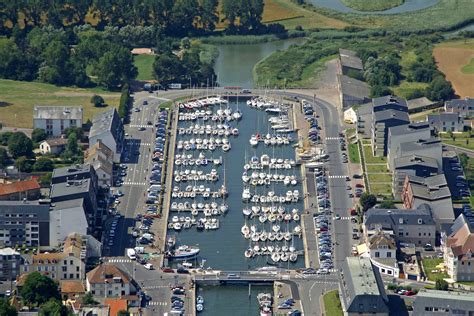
left=165, top=96, right=305, bottom=270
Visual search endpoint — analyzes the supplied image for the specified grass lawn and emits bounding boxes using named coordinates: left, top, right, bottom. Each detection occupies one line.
left=442, top=139, right=474, bottom=151
left=392, top=81, right=429, bottom=100
left=363, top=145, right=387, bottom=163
left=422, top=258, right=448, bottom=281
left=366, top=164, right=389, bottom=173
left=341, top=0, right=404, bottom=11
left=370, top=183, right=393, bottom=195
left=134, top=55, right=155, bottom=81
left=368, top=173, right=392, bottom=183
left=290, top=55, right=337, bottom=88
left=323, top=290, right=343, bottom=316
left=461, top=58, right=474, bottom=74
left=348, top=143, right=360, bottom=163
left=0, top=79, right=120, bottom=128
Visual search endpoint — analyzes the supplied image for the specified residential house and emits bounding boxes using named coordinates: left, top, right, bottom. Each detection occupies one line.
left=387, top=122, right=431, bottom=171
left=445, top=98, right=474, bottom=118
left=33, top=106, right=83, bottom=137
left=104, top=298, right=128, bottom=316
left=338, top=75, right=370, bottom=109
left=413, top=290, right=474, bottom=315
left=338, top=256, right=389, bottom=316
left=392, top=155, right=438, bottom=196
left=86, top=264, right=136, bottom=298
left=401, top=174, right=454, bottom=228
left=39, top=138, right=68, bottom=155
left=364, top=204, right=436, bottom=246
left=0, top=179, right=41, bottom=201
left=52, top=164, right=98, bottom=187
left=339, top=49, right=364, bottom=75
left=442, top=214, right=474, bottom=282
left=60, top=280, right=86, bottom=300
left=0, top=248, right=22, bottom=281
left=0, top=200, right=50, bottom=247
left=371, top=95, right=410, bottom=156
left=367, top=231, right=400, bottom=278
left=22, top=236, right=85, bottom=281
left=396, top=138, right=443, bottom=173
left=84, top=141, right=114, bottom=189
left=89, top=108, right=124, bottom=162
left=428, top=112, right=465, bottom=133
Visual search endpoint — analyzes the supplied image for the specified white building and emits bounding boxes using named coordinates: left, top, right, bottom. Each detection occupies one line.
left=367, top=232, right=400, bottom=278
left=86, top=264, right=136, bottom=298
left=84, top=141, right=114, bottom=189
left=33, top=106, right=83, bottom=137
left=89, top=108, right=124, bottom=163
left=344, top=107, right=358, bottom=124
left=39, top=138, right=68, bottom=155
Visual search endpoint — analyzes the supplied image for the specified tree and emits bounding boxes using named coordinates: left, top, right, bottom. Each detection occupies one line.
left=153, top=53, right=183, bottom=84
left=39, top=299, right=69, bottom=316
left=435, top=279, right=449, bottom=291
left=378, top=200, right=395, bottom=209
left=20, top=272, right=60, bottom=306
left=0, top=132, right=13, bottom=146
left=66, top=133, right=78, bottom=156
left=63, top=127, right=84, bottom=141
left=31, top=128, right=47, bottom=143
left=15, top=156, right=33, bottom=173
left=459, top=153, right=469, bottom=169
left=38, top=40, right=70, bottom=85
left=425, top=75, right=455, bottom=101
left=370, top=85, right=393, bottom=98
left=82, top=292, right=98, bottom=306
left=0, top=298, right=17, bottom=316
left=91, top=95, right=105, bottom=107
left=0, top=148, right=8, bottom=168
left=359, top=193, right=377, bottom=212
left=8, top=132, right=33, bottom=159
left=95, top=46, right=137, bottom=89
left=33, top=157, right=54, bottom=171
left=39, top=172, right=52, bottom=186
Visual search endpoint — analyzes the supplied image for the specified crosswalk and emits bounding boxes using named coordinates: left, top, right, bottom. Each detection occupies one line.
left=129, top=124, right=151, bottom=128
left=328, top=175, right=347, bottom=179
left=123, top=182, right=147, bottom=186
left=142, top=285, right=170, bottom=290
left=148, top=301, right=168, bottom=306
left=325, top=137, right=341, bottom=140
left=106, top=258, right=133, bottom=263
left=127, top=140, right=152, bottom=146
left=334, top=216, right=353, bottom=221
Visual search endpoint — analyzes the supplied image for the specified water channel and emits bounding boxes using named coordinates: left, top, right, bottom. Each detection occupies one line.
left=214, top=38, right=306, bottom=88
left=306, top=0, right=439, bottom=14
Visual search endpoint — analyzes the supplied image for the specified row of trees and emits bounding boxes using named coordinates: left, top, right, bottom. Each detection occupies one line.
left=0, top=0, right=267, bottom=36
left=0, top=26, right=137, bottom=90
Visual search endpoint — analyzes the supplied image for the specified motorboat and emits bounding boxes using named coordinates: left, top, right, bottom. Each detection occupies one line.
left=168, top=245, right=200, bottom=259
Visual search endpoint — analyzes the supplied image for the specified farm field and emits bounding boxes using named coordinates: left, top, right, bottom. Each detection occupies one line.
left=433, top=39, right=474, bottom=98
left=341, top=0, right=404, bottom=12
left=0, top=79, right=120, bottom=128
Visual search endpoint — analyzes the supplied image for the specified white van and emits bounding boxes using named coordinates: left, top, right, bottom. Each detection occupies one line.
left=126, top=248, right=136, bottom=260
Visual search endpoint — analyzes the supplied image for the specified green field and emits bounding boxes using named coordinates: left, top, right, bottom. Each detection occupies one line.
left=368, top=173, right=392, bottom=183
left=134, top=55, right=155, bottom=81
left=441, top=132, right=474, bottom=151
left=0, top=79, right=120, bottom=128
left=370, top=183, right=393, bottom=195
left=461, top=58, right=474, bottom=74
left=341, top=0, right=404, bottom=11
left=366, top=165, right=389, bottom=173
left=422, top=258, right=448, bottom=281
left=363, top=145, right=387, bottom=163
left=323, top=290, right=343, bottom=316
left=392, top=81, right=429, bottom=100
left=348, top=143, right=360, bottom=163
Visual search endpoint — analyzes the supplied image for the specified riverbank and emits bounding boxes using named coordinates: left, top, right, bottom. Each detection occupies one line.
left=340, top=0, right=404, bottom=12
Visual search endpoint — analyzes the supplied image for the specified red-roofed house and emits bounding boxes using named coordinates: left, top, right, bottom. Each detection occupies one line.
left=105, top=298, right=128, bottom=316
left=0, top=179, right=40, bottom=201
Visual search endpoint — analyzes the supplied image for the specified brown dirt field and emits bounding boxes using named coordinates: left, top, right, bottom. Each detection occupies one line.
left=433, top=46, right=474, bottom=98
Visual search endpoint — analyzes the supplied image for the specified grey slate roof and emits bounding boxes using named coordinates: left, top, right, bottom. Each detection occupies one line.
left=339, top=75, right=370, bottom=99
left=34, top=106, right=83, bottom=120
left=427, top=112, right=462, bottom=123
left=374, top=109, right=410, bottom=123
left=51, top=198, right=85, bottom=211
left=340, top=257, right=389, bottom=314
left=89, top=108, right=121, bottom=139
left=50, top=179, right=92, bottom=199
left=394, top=155, right=438, bottom=170
left=388, top=122, right=430, bottom=136
left=407, top=97, right=436, bottom=111
left=406, top=174, right=451, bottom=201
left=364, top=204, right=435, bottom=228
left=52, top=164, right=93, bottom=180
left=372, top=95, right=408, bottom=109
left=339, top=48, right=363, bottom=70
left=398, top=138, right=441, bottom=152
left=445, top=98, right=474, bottom=109
left=0, top=201, right=49, bottom=221
left=414, top=290, right=474, bottom=313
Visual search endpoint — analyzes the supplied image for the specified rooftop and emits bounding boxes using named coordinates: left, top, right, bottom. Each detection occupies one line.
left=415, top=289, right=474, bottom=306
left=407, top=97, right=436, bottom=111
left=52, top=164, right=92, bottom=180
left=394, top=155, right=438, bottom=170
left=51, top=198, right=85, bottom=211
left=0, top=201, right=49, bottom=220
left=89, top=108, right=121, bottom=139
left=428, top=112, right=463, bottom=123
left=445, top=98, right=474, bottom=109
left=372, top=95, right=408, bottom=109
left=447, top=214, right=474, bottom=259
left=399, top=137, right=441, bottom=153
left=345, top=257, right=381, bottom=296
left=84, top=141, right=114, bottom=162
left=87, top=264, right=131, bottom=284
left=388, top=122, right=430, bottom=136
left=60, top=280, right=86, bottom=294
left=42, top=138, right=68, bottom=147
left=365, top=204, right=435, bottom=227
left=339, top=48, right=363, bottom=70
left=374, top=109, right=410, bottom=123
left=34, top=106, right=83, bottom=120
left=339, top=75, right=370, bottom=100
left=369, top=232, right=396, bottom=250
left=0, top=179, right=40, bottom=197
left=104, top=298, right=128, bottom=316
left=50, top=179, right=93, bottom=198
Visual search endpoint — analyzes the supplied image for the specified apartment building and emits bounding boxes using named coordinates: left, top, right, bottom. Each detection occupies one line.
left=33, top=106, right=83, bottom=137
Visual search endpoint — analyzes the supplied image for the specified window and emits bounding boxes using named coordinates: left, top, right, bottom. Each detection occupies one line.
left=69, top=273, right=73, bottom=279
left=375, top=252, right=380, bottom=258
left=70, top=260, right=73, bottom=265
left=76, top=266, right=79, bottom=272
left=63, top=260, right=67, bottom=265
left=62, top=266, right=67, bottom=271
left=387, top=252, right=392, bottom=258
left=63, top=273, right=67, bottom=279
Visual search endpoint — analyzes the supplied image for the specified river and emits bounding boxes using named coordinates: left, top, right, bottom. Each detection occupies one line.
left=306, top=0, right=439, bottom=14
left=213, top=38, right=306, bottom=88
